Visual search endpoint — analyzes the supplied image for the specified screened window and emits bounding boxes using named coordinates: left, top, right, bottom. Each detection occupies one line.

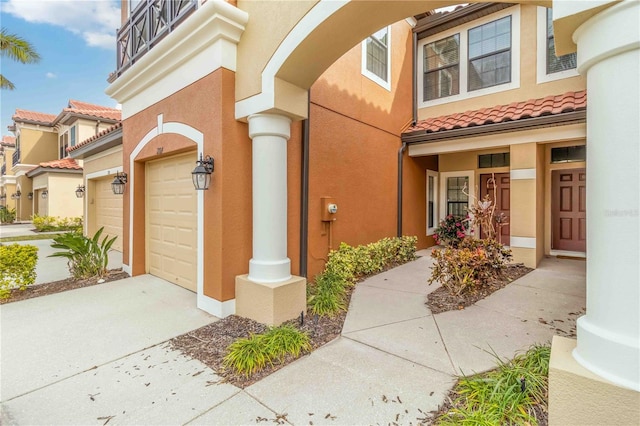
left=59, top=133, right=68, bottom=159
left=551, top=145, right=585, bottom=163
left=546, top=9, right=577, bottom=74
left=366, top=27, right=389, bottom=83
left=423, top=34, right=460, bottom=101
left=468, top=16, right=512, bottom=91
left=447, top=176, right=469, bottom=217
left=70, top=126, right=76, bottom=147
left=479, top=152, right=510, bottom=168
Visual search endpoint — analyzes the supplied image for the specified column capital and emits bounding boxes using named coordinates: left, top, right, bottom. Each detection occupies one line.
left=248, top=113, right=292, bottom=140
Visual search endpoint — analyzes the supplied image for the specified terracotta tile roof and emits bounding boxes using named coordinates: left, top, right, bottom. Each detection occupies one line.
left=35, top=158, right=82, bottom=171
left=405, top=91, right=587, bottom=134
left=60, top=100, right=121, bottom=121
left=1, top=135, right=16, bottom=146
left=12, top=109, right=57, bottom=125
left=68, top=122, right=122, bottom=153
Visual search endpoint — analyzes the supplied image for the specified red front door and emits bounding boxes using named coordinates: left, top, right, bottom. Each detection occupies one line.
left=480, top=173, right=510, bottom=246
left=552, top=169, right=586, bottom=252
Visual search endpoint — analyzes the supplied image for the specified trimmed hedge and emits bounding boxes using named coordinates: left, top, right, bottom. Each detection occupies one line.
left=308, top=236, right=417, bottom=316
left=0, top=244, right=38, bottom=298
left=32, top=215, right=82, bottom=232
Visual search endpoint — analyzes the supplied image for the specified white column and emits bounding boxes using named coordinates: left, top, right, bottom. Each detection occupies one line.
left=571, top=0, right=639, bottom=391
left=247, top=113, right=292, bottom=283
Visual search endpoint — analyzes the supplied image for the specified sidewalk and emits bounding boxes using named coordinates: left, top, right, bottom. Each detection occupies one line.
left=0, top=250, right=586, bottom=425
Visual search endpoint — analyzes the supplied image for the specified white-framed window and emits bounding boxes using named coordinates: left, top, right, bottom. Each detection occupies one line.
left=426, top=170, right=439, bottom=235
left=418, top=6, right=520, bottom=108
left=439, top=170, right=475, bottom=221
left=536, top=7, right=578, bottom=83
left=362, top=26, right=391, bottom=90
left=70, top=125, right=76, bottom=147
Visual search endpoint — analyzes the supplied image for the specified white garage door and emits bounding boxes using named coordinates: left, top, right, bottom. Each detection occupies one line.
left=146, top=152, right=197, bottom=292
left=93, top=176, right=123, bottom=251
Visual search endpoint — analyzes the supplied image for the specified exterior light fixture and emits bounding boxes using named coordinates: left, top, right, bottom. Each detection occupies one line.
left=28, top=192, right=33, bottom=200
left=192, top=154, right=214, bottom=190
left=0, top=194, right=5, bottom=200
left=15, top=190, right=21, bottom=199
left=75, top=185, right=85, bottom=198
left=111, top=172, right=127, bottom=195
left=41, top=189, right=48, bottom=199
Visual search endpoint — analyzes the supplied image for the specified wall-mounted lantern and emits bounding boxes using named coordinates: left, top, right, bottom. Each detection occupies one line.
left=41, top=189, right=48, bottom=199
left=27, top=192, right=33, bottom=200
left=75, top=185, right=85, bottom=198
left=14, top=190, right=21, bottom=199
left=0, top=194, right=6, bottom=200
left=192, top=154, right=214, bottom=190
left=111, top=172, right=127, bottom=195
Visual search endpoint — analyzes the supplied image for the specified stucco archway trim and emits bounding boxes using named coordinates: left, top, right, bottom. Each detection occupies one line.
left=127, top=114, right=233, bottom=318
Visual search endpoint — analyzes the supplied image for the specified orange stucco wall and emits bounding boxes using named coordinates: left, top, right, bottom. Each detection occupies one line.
left=123, top=68, right=253, bottom=302
left=304, top=20, right=422, bottom=279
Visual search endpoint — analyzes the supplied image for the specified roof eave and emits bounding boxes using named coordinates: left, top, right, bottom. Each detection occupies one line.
left=401, top=110, right=587, bottom=144
left=68, top=128, right=123, bottom=159
left=26, top=166, right=83, bottom=178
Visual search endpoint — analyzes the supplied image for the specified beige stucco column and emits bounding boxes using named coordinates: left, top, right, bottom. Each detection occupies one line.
left=549, top=1, right=640, bottom=424
left=509, top=143, right=543, bottom=268
left=235, top=113, right=306, bottom=326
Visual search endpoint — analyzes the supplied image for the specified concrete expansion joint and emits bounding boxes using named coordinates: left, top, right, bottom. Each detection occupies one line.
left=343, top=315, right=431, bottom=335
left=183, top=390, right=244, bottom=425
left=360, top=283, right=432, bottom=296
left=430, top=314, right=456, bottom=374
left=341, top=335, right=454, bottom=378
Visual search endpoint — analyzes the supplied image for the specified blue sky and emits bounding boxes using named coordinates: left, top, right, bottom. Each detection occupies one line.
left=1, top=0, right=121, bottom=134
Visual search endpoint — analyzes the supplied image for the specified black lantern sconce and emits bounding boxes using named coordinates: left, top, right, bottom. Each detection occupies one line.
left=192, top=154, right=214, bottom=190
left=111, top=172, right=127, bottom=195
left=41, top=189, right=48, bottom=199
left=27, top=192, right=33, bottom=200
left=14, top=190, right=21, bottom=199
left=75, top=185, right=85, bottom=198
left=0, top=194, right=6, bottom=201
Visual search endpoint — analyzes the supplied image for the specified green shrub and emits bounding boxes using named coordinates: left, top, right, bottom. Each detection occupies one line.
left=223, top=325, right=311, bottom=377
left=32, top=215, right=82, bottom=232
left=49, top=227, right=116, bottom=279
left=429, top=238, right=512, bottom=296
left=436, top=344, right=550, bottom=425
left=0, top=244, right=38, bottom=298
left=0, top=206, right=16, bottom=224
left=310, top=236, right=418, bottom=317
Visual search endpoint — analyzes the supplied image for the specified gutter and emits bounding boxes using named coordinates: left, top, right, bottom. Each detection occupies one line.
left=299, top=91, right=310, bottom=278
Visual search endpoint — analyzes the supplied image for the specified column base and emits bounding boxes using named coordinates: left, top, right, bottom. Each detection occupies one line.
left=549, top=336, right=640, bottom=426
left=235, top=274, right=306, bottom=326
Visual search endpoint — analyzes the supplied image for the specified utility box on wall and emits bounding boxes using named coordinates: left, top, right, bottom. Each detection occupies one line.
left=321, top=197, right=338, bottom=222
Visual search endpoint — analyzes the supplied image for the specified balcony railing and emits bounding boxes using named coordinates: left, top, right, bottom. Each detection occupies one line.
left=12, top=148, right=20, bottom=166
left=114, top=0, right=198, bottom=79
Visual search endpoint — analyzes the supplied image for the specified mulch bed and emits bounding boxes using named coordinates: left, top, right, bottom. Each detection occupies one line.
left=425, top=264, right=533, bottom=314
left=0, top=269, right=130, bottom=305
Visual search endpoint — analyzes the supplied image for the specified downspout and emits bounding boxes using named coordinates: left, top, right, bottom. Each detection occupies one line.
left=299, top=90, right=310, bottom=277
left=398, top=31, right=418, bottom=237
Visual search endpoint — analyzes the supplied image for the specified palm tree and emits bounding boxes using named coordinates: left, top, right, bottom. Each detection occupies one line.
left=0, top=27, right=41, bottom=90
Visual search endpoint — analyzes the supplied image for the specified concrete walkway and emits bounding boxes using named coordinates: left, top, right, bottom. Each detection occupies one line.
left=0, top=249, right=586, bottom=425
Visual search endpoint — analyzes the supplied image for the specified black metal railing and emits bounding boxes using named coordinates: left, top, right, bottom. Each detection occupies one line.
left=12, top=148, right=20, bottom=166
left=114, top=0, right=198, bottom=79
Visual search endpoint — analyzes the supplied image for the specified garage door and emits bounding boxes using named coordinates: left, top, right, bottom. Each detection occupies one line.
left=93, top=176, right=123, bottom=251
left=146, top=152, right=197, bottom=292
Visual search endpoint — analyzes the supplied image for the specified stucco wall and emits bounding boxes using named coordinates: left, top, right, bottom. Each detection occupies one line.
left=19, top=128, right=58, bottom=166
left=83, top=147, right=123, bottom=176
left=47, top=174, right=84, bottom=218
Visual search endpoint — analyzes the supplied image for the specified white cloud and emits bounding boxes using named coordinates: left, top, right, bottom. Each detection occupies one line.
left=46, top=72, right=57, bottom=79
left=2, top=0, right=120, bottom=50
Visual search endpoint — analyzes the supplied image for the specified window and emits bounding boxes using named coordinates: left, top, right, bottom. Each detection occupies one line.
left=545, top=9, right=577, bottom=74
left=536, top=7, right=578, bottom=83
left=423, top=35, right=460, bottom=101
left=59, top=133, right=68, bottom=159
left=446, top=176, right=469, bottom=217
left=426, top=170, right=439, bottom=235
left=551, top=145, right=585, bottom=163
left=468, top=16, right=512, bottom=91
left=418, top=7, right=520, bottom=107
left=479, top=152, right=510, bottom=168
left=362, top=26, right=391, bottom=90
left=70, top=126, right=76, bottom=147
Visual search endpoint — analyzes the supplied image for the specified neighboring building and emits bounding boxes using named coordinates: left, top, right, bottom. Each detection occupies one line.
left=68, top=123, right=124, bottom=252
left=0, top=135, right=17, bottom=210
left=401, top=3, right=587, bottom=268
left=7, top=101, right=121, bottom=222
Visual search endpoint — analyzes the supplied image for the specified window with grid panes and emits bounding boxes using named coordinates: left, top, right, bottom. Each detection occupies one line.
left=447, top=176, right=469, bottom=217
left=546, top=9, right=577, bottom=74
left=423, top=34, right=460, bottom=101
left=468, top=16, right=512, bottom=91
left=366, top=27, right=389, bottom=83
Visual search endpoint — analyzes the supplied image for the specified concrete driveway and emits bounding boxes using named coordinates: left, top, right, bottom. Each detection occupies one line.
left=0, top=250, right=586, bottom=425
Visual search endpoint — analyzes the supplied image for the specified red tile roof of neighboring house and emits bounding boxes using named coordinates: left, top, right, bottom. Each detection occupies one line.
left=1, top=135, right=16, bottom=146
left=34, top=158, right=83, bottom=171
left=68, top=122, right=122, bottom=153
left=405, top=90, right=587, bottom=134
left=63, top=100, right=121, bottom=121
left=12, top=109, right=57, bottom=125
